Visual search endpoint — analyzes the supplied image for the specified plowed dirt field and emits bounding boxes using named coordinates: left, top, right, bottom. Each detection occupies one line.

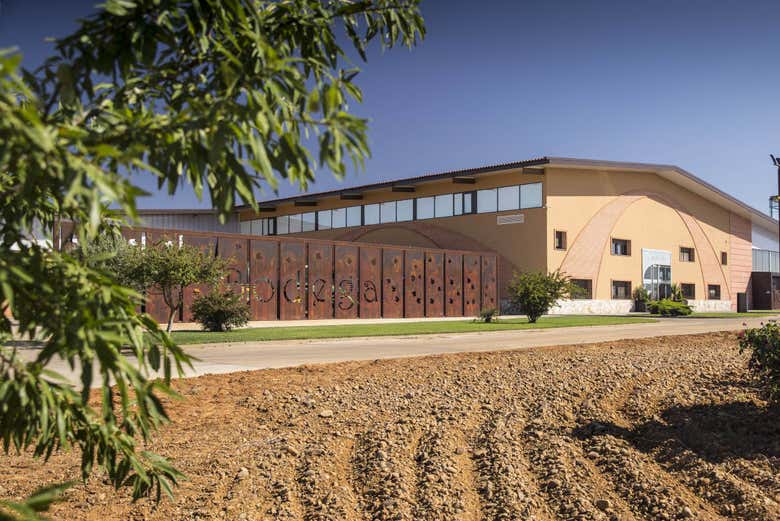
left=2, top=331, right=779, bottom=520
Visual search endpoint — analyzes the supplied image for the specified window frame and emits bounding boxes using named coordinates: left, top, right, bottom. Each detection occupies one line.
left=721, top=251, right=728, bottom=265
left=679, top=246, right=695, bottom=263
left=680, top=283, right=696, bottom=300
left=520, top=182, right=543, bottom=209
left=346, top=205, right=362, bottom=227
left=571, top=279, right=592, bottom=299
left=380, top=201, right=396, bottom=224
left=416, top=196, right=435, bottom=220
left=497, top=185, right=520, bottom=212
left=396, top=199, right=413, bottom=222
left=611, top=280, right=632, bottom=300
left=476, top=188, right=498, bottom=214
left=554, top=230, right=567, bottom=251
left=707, top=284, right=721, bottom=300
left=611, top=238, right=631, bottom=256
left=434, top=193, right=454, bottom=218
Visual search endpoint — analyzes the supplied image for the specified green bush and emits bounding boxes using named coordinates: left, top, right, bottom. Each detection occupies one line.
left=191, top=290, right=251, bottom=332
left=508, top=270, right=581, bottom=323
left=738, top=322, right=780, bottom=402
left=632, top=286, right=649, bottom=302
left=478, top=308, right=499, bottom=323
left=647, top=299, right=692, bottom=316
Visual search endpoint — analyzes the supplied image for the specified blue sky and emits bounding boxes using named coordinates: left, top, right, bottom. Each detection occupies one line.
left=1, top=0, right=778, bottom=213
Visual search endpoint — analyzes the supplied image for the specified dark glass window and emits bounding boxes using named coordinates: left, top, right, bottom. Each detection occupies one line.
left=571, top=279, right=592, bottom=299
left=708, top=284, right=721, bottom=300
left=612, top=280, right=631, bottom=299
left=554, top=230, right=567, bottom=250
left=721, top=251, right=728, bottom=265
left=681, top=283, right=696, bottom=299
left=611, top=238, right=631, bottom=256
left=679, top=247, right=695, bottom=262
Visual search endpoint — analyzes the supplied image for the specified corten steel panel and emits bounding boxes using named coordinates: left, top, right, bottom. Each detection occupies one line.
left=382, top=249, right=404, bottom=318
left=334, top=245, right=359, bottom=319
left=58, top=221, right=76, bottom=251
left=249, top=240, right=279, bottom=320
left=143, top=230, right=176, bottom=323
left=182, top=235, right=218, bottom=322
left=445, top=253, right=464, bottom=317
left=279, top=242, right=307, bottom=320
left=463, top=254, right=481, bottom=317
left=359, top=247, right=381, bottom=318
left=217, top=236, right=248, bottom=284
left=308, top=243, right=334, bottom=320
left=404, top=250, right=425, bottom=318
left=481, top=255, right=498, bottom=311
left=425, top=252, right=444, bottom=317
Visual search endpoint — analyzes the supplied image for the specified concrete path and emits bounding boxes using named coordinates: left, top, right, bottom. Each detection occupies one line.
left=17, top=315, right=778, bottom=387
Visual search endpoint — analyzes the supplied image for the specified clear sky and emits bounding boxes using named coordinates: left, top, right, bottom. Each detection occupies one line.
left=1, top=0, right=778, bottom=214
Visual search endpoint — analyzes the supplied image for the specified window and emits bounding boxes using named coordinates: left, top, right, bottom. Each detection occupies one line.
left=520, top=182, right=543, bottom=209
left=276, top=215, right=289, bottom=235
left=679, top=247, right=695, bottom=263
left=364, top=204, right=380, bottom=225
left=708, top=284, right=721, bottom=300
left=476, top=188, right=497, bottom=213
left=380, top=201, right=396, bottom=223
left=453, top=193, right=463, bottom=215
left=397, top=199, right=413, bottom=222
left=434, top=194, right=453, bottom=217
left=554, top=230, right=567, bottom=250
left=267, top=218, right=276, bottom=235
left=721, top=251, right=728, bottom=265
left=317, top=210, right=332, bottom=230
left=611, top=238, right=631, bottom=256
left=416, top=197, right=434, bottom=219
left=571, top=279, right=592, bottom=299
left=240, top=220, right=251, bottom=235
left=612, top=280, right=631, bottom=299
left=497, top=185, right=520, bottom=211
left=332, top=208, right=346, bottom=228
left=301, top=212, right=316, bottom=232
left=346, top=206, right=362, bottom=227
left=681, top=283, right=696, bottom=299
left=288, top=214, right=303, bottom=233
left=463, top=192, right=474, bottom=214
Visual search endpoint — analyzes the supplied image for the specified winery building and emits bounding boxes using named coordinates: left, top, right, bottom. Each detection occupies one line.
left=231, top=157, right=779, bottom=313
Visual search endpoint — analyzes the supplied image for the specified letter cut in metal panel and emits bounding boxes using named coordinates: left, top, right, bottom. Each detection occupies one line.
left=218, top=236, right=248, bottom=284
left=359, top=247, right=381, bottom=318
left=334, top=245, right=359, bottom=319
left=182, top=235, right=217, bottom=322
left=425, top=252, right=444, bottom=317
left=308, top=243, right=334, bottom=320
left=481, top=255, right=498, bottom=311
left=445, top=253, right=464, bottom=317
left=404, top=250, right=425, bottom=318
left=250, top=239, right=279, bottom=321
left=382, top=249, right=404, bottom=318
left=279, top=241, right=307, bottom=320
left=463, top=254, right=481, bottom=316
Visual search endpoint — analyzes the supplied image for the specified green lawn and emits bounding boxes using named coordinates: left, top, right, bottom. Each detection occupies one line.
left=171, top=315, right=656, bottom=345
left=688, top=311, right=780, bottom=319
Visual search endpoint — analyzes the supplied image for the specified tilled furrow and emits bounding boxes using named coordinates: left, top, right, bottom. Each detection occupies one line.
left=296, top=441, right=356, bottom=521
left=412, top=424, right=468, bottom=520
left=582, top=434, right=724, bottom=520
left=352, top=424, right=416, bottom=521
left=472, top=411, right=552, bottom=521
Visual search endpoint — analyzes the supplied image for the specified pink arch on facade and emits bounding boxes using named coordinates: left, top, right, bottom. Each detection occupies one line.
left=559, top=191, right=731, bottom=300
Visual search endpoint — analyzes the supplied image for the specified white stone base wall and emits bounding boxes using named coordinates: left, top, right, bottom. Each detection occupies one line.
left=549, top=299, right=634, bottom=315
left=687, top=299, right=732, bottom=312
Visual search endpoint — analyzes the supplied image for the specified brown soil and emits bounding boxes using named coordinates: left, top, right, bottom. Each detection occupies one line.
left=2, top=332, right=780, bottom=520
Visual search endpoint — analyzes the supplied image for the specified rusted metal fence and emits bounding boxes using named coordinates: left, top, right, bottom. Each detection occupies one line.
left=54, top=223, right=498, bottom=323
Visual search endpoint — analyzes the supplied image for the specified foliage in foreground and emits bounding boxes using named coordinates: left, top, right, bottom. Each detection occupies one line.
left=0, top=0, right=425, bottom=516
left=738, top=322, right=780, bottom=402
left=191, top=290, right=251, bottom=332
left=647, top=299, right=693, bottom=316
left=508, top=270, right=583, bottom=323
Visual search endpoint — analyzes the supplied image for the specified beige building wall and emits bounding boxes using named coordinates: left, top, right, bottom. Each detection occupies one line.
left=546, top=167, right=748, bottom=311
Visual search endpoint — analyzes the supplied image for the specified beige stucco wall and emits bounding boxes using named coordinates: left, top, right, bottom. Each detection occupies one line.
left=546, top=167, right=748, bottom=309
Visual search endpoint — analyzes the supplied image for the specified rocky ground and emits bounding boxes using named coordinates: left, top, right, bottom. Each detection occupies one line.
left=2, top=331, right=779, bottom=520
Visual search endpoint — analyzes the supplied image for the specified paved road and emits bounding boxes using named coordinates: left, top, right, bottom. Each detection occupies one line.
left=17, top=315, right=777, bottom=387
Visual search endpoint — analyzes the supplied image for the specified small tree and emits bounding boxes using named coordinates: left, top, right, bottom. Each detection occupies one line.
left=120, top=241, right=228, bottom=333
left=191, top=290, right=251, bottom=332
left=508, top=270, right=581, bottom=323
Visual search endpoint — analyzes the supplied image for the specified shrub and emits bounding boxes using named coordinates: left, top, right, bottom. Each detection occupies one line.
left=632, top=286, right=649, bottom=302
left=478, top=308, right=499, bottom=323
left=670, top=283, right=687, bottom=303
left=647, top=299, right=692, bottom=316
left=191, top=290, right=251, bottom=332
left=738, top=322, right=780, bottom=402
left=508, top=270, right=581, bottom=323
